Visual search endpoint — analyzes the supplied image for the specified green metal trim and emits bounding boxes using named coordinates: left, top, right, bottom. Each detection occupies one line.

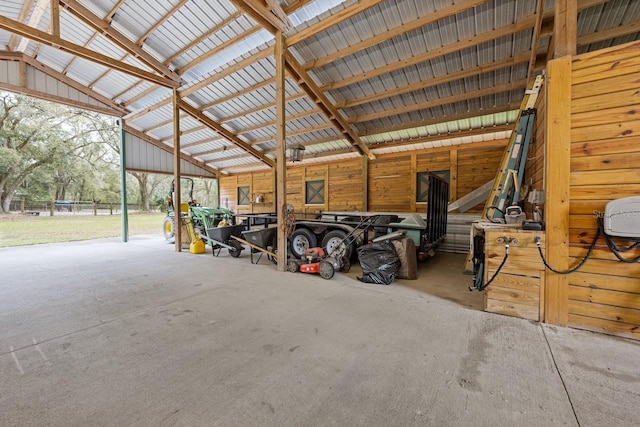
left=118, top=119, right=128, bottom=242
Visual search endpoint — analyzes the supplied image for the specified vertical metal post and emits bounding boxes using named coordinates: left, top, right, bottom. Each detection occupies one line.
left=118, top=118, right=128, bottom=242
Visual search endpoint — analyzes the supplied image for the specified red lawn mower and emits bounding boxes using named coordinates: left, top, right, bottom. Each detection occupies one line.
left=287, top=247, right=351, bottom=280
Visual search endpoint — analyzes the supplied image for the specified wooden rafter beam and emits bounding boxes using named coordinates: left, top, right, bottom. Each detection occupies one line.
left=219, top=92, right=306, bottom=124
left=229, top=0, right=291, bottom=33
left=123, top=124, right=219, bottom=177
left=237, top=108, right=321, bottom=135
left=337, top=51, right=531, bottom=109
left=348, top=80, right=527, bottom=124
left=182, top=47, right=273, bottom=96
left=283, top=0, right=314, bottom=14
left=50, top=0, right=60, bottom=37
left=286, top=0, right=385, bottom=47
left=367, top=124, right=513, bottom=151
left=138, top=0, right=188, bottom=45
left=528, top=0, right=546, bottom=81
left=178, top=26, right=262, bottom=75
left=164, top=12, right=242, bottom=64
left=319, top=15, right=540, bottom=92
left=16, top=0, right=48, bottom=52
left=200, top=77, right=276, bottom=111
left=284, top=51, right=373, bottom=159
left=20, top=53, right=126, bottom=115
left=302, top=0, right=492, bottom=70
left=249, top=122, right=335, bottom=145
left=0, top=15, right=177, bottom=88
left=58, top=0, right=182, bottom=85
left=8, top=0, right=35, bottom=51
left=358, top=103, right=519, bottom=137
left=577, top=19, right=640, bottom=47
left=180, top=101, right=274, bottom=167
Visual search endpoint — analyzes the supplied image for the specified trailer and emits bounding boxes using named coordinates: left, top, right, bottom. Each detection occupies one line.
left=235, top=173, right=449, bottom=261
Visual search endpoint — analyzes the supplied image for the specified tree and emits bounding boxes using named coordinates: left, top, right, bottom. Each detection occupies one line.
left=0, top=92, right=120, bottom=213
left=128, top=172, right=169, bottom=211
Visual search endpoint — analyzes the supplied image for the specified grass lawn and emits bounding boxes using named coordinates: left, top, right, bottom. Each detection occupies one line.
left=0, top=212, right=166, bottom=247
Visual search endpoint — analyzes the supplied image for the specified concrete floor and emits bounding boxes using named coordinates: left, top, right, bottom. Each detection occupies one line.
left=1, top=236, right=639, bottom=427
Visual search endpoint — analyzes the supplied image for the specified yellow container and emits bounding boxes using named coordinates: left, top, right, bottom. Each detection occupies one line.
left=190, top=238, right=205, bottom=254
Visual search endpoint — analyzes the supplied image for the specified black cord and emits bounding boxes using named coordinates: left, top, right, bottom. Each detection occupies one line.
left=535, top=226, right=600, bottom=275
left=478, top=244, right=510, bottom=291
left=599, top=217, right=640, bottom=263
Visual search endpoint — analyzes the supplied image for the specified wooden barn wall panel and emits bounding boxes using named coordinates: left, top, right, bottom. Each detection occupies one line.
left=328, top=159, right=363, bottom=212
left=563, top=41, right=640, bottom=340
left=368, top=155, right=413, bottom=212
left=219, top=176, right=238, bottom=211
left=218, top=140, right=511, bottom=217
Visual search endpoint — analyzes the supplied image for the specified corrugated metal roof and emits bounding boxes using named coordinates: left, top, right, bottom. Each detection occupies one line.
left=0, top=0, right=638, bottom=174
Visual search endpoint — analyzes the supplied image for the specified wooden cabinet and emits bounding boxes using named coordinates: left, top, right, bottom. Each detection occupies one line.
left=483, top=228, right=546, bottom=321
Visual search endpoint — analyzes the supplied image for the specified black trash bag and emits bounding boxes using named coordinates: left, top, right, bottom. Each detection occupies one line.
left=357, top=240, right=401, bottom=285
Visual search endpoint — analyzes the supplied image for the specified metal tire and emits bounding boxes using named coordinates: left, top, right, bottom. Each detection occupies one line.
left=289, top=228, right=317, bottom=259
left=321, top=230, right=351, bottom=259
left=319, top=261, right=334, bottom=280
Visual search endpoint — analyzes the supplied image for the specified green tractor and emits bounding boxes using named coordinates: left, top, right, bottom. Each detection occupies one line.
left=162, top=177, right=234, bottom=243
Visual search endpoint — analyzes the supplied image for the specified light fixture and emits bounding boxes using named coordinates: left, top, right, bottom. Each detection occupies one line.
left=290, top=144, right=305, bottom=162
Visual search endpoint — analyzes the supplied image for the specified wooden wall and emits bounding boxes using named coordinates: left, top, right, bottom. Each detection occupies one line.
left=546, top=41, right=640, bottom=340
left=218, top=140, right=508, bottom=217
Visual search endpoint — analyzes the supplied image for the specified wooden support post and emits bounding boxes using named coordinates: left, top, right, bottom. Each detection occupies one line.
left=410, top=154, right=417, bottom=212
left=275, top=30, right=287, bottom=271
left=19, top=60, right=27, bottom=87
left=544, top=56, right=572, bottom=326
left=172, top=88, right=182, bottom=252
left=50, top=0, right=60, bottom=37
left=554, top=0, right=577, bottom=58
left=449, top=149, right=458, bottom=203
left=361, top=155, right=368, bottom=211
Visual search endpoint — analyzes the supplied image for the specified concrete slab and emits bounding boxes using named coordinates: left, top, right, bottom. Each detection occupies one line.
left=542, top=325, right=640, bottom=427
left=0, top=236, right=637, bottom=426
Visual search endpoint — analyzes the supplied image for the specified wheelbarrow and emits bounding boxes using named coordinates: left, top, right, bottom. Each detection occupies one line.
left=199, top=224, right=245, bottom=257
left=232, top=227, right=277, bottom=264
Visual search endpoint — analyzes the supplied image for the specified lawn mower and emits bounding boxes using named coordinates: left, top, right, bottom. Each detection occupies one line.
left=287, top=247, right=351, bottom=280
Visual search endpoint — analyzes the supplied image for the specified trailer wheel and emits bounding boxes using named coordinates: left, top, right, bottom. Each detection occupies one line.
left=322, top=230, right=352, bottom=259
left=287, top=260, right=299, bottom=273
left=228, top=239, right=242, bottom=257
left=339, top=256, right=351, bottom=273
left=319, top=261, right=334, bottom=279
left=289, top=228, right=317, bottom=259
left=163, top=216, right=175, bottom=243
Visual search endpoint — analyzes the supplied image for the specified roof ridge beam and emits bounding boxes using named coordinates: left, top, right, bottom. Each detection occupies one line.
left=58, top=0, right=182, bottom=85
left=0, top=15, right=177, bottom=88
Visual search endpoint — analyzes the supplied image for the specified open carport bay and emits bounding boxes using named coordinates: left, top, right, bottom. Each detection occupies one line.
left=1, top=237, right=639, bottom=426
